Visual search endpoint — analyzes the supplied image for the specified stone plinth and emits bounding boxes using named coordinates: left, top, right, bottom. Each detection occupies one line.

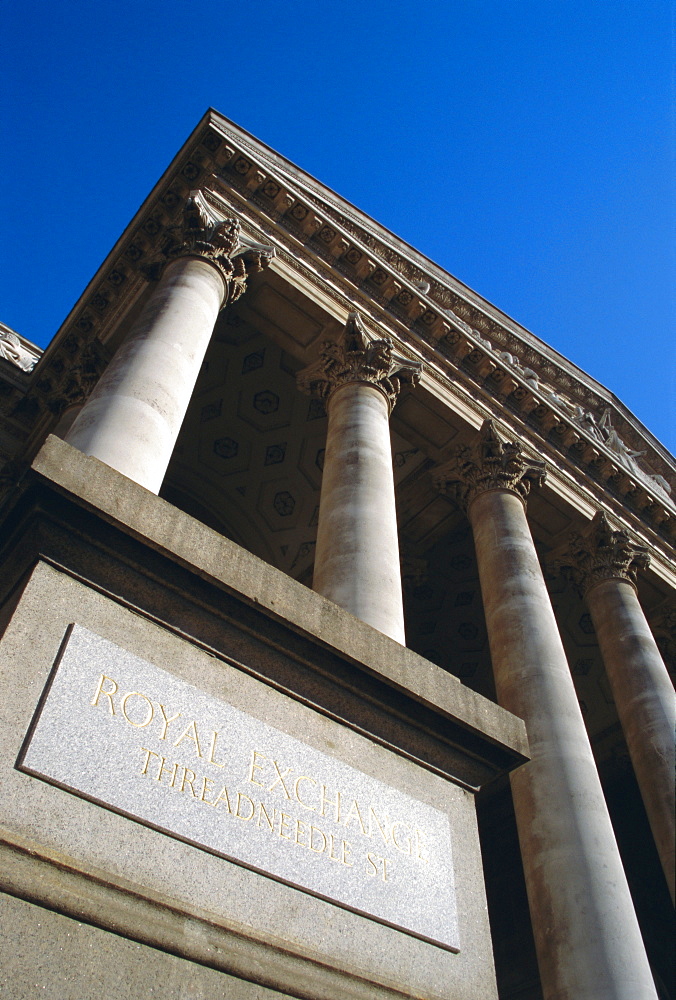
left=0, top=435, right=527, bottom=1000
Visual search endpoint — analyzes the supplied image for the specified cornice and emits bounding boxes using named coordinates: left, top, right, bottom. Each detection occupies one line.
left=211, top=116, right=670, bottom=460
left=5, top=110, right=673, bottom=553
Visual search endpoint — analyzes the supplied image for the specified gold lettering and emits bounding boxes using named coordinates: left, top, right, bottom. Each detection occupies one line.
left=328, top=834, right=343, bottom=864
left=139, top=747, right=157, bottom=774
left=235, top=792, right=255, bottom=821
left=199, top=776, right=214, bottom=803
left=366, top=852, right=390, bottom=881
left=179, top=767, right=197, bottom=796
left=319, top=784, right=341, bottom=823
left=278, top=812, right=293, bottom=840
left=293, top=775, right=317, bottom=812
left=173, top=720, right=203, bottom=758
left=268, top=760, right=293, bottom=799
left=327, top=835, right=353, bottom=866
left=120, top=691, right=154, bottom=728
left=156, top=703, right=181, bottom=739
left=257, top=801, right=275, bottom=831
left=309, top=826, right=327, bottom=853
left=294, top=818, right=308, bottom=848
left=206, top=730, right=226, bottom=769
left=247, top=750, right=267, bottom=787
left=91, top=674, right=118, bottom=714
left=343, top=798, right=368, bottom=836
left=368, top=805, right=391, bottom=846
left=211, top=786, right=232, bottom=812
left=391, top=821, right=412, bottom=855
left=156, top=756, right=179, bottom=787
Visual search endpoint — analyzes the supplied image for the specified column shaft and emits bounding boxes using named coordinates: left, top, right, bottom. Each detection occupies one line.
left=313, top=382, right=405, bottom=643
left=586, top=578, right=675, bottom=902
left=469, top=488, right=657, bottom=1000
left=66, top=257, right=224, bottom=493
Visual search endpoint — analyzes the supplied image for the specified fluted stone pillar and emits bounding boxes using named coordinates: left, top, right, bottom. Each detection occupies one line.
left=297, top=314, right=420, bottom=643
left=557, top=512, right=675, bottom=903
left=435, top=420, right=658, bottom=1000
left=66, top=191, right=272, bottom=494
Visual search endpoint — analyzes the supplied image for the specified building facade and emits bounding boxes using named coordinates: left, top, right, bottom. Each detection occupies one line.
left=0, top=111, right=674, bottom=1000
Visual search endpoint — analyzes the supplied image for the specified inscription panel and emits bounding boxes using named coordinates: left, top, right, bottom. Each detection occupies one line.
left=19, top=625, right=459, bottom=950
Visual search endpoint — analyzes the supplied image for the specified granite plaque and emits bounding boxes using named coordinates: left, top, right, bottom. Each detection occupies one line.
left=19, top=624, right=459, bottom=950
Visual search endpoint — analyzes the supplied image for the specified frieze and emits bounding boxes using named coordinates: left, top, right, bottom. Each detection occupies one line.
left=5, top=119, right=673, bottom=545
left=206, top=121, right=664, bottom=462
left=211, top=134, right=672, bottom=477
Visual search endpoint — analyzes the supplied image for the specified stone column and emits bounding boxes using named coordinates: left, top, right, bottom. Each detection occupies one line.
left=556, top=512, right=675, bottom=903
left=297, top=314, right=420, bottom=643
left=434, top=420, right=658, bottom=1000
left=66, top=191, right=272, bottom=494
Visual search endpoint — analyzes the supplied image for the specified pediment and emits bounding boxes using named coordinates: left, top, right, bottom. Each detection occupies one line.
left=0, top=111, right=671, bottom=580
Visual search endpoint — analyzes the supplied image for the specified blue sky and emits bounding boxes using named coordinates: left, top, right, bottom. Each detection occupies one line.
left=2, top=1, right=674, bottom=451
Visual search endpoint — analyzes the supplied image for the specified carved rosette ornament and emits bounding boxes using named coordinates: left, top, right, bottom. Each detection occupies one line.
left=554, top=510, right=650, bottom=597
left=433, top=419, right=546, bottom=511
left=163, top=190, right=274, bottom=307
left=296, top=312, right=421, bottom=413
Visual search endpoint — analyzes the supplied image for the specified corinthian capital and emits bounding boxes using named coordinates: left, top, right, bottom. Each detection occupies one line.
left=296, top=313, right=421, bottom=413
left=433, top=419, right=546, bottom=511
left=166, top=190, right=274, bottom=306
left=553, top=510, right=650, bottom=597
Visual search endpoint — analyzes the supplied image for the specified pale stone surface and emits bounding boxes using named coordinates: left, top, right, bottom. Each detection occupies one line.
left=0, top=325, right=38, bottom=372
left=22, top=624, right=459, bottom=950
left=468, top=487, right=658, bottom=1000
left=298, top=313, right=421, bottom=644
left=586, top=577, right=676, bottom=903
left=0, top=557, right=505, bottom=1000
left=313, top=382, right=406, bottom=643
left=66, top=257, right=225, bottom=493
left=0, top=892, right=294, bottom=1000
left=29, top=435, right=529, bottom=766
left=552, top=510, right=676, bottom=903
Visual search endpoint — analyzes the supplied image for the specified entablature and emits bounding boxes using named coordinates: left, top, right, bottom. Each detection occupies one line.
left=2, top=110, right=674, bottom=557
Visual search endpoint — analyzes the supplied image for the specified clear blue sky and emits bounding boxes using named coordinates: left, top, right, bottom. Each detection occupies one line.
left=2, top=1, right=674, bottom=452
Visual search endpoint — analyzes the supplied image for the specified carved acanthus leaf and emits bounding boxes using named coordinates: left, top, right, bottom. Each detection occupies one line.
left=433, top=419, right=547, bottom=511
left=165, top=190, right=274, bottom=305
left=296, top=312, right=421, bottom=412
left=552, top=511, right=650, bottom=596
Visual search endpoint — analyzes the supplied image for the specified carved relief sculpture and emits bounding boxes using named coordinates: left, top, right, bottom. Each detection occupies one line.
left=0, top=329, right=37, bottom=372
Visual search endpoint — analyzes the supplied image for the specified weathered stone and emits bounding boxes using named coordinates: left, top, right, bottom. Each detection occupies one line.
left=22, top=624, right=459, bottom=951
left=298, top=314, right=421, bottom=642
left=554, top=511, right=676, bottom=902
left=437, top=423, right=659, bottom=1000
